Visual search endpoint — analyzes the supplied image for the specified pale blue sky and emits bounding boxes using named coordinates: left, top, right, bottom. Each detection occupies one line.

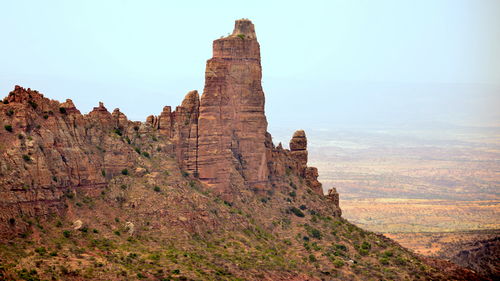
left=1, top=0, right=499, bottom=131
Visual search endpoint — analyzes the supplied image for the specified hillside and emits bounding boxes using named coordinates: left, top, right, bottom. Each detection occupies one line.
left=0, top=19, right=485, bottom=281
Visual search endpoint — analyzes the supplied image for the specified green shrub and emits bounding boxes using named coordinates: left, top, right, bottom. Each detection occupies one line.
left=134, top=147, right=141, bottom=154
left=43, top=114, right=48, bottom=119
left=289, top=191, right=296, bottom=197
left=333, top=259, right=344, bottom=267
left=6, top=109, right=14, bottom=116
left=113, top=128, right=122, bottom=136
left=153, top=186, right=161, bottom=192
left=308, top=254, right=317, bottom=262
left=142, top=151, right=150, bottom=158
left=22, top=154, right=31, bottom=162
left=310, top=228, right=322, bottom=239
left=114, top=230, right=121, bottom=236
left=4, top=124, right=13, bottom=132
left=361, top=241, right=371, bottom=250
left=34, top=247, right=47, bottom=255
left=63, top=230, right=71, bottom=238
left=299, top=205, right=307, bottom=210
left=335, top=244, right=347, bottom=251
left=379, top=257, right=389, bottom=265
left=382, top=250, right=394, bottom=258
left=59, top=107, right=67, bottom=114
left=289, top=207, right=305, bottom=217
left=121, top=169, right=128, bottom=175
left=237, top=34, right=245, bottom=39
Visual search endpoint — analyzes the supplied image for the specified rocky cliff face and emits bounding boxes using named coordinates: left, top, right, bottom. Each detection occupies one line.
left=0, top=19, right=340, bottom=235
left=0, top=19, right=484, bottom=281
left=144, top=19, right=328, bottom=199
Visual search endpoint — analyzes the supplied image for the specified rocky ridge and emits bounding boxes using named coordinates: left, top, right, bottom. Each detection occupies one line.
left=0, top=19, right=484, bottom=280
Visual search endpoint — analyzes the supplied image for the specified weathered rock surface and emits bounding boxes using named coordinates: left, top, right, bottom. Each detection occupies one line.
left=0, top=19, right=340, bottom=235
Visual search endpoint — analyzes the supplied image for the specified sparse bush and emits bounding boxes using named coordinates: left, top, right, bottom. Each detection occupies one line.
left=59, top=107, right=66, bottom=114
left=142, top=151, right=150, bottom=158
left=299, top=204, right=307, bottom=210
left=333, top=259, right=344, bottom=267
left=114, top=230, right=121, bottom=236
left=361, top=241, right=371, bottom=250
left=308, top=254, right=317, bottom=262
left=35, top=247, right=47, bottom=255
left=121, top=169, right=128, bottom=175
left=63, top=230, right=71, bottom=238
left=335, top=244, right=347, bottom=252
left=382, top=250, right=394, bottom=258
left=379, top=257, right=389, bottom=265
left=153, top=186, right=161, bottom=192
left=6, top=109, right=14, bottom=116
left=310, top=228, right=322, bottom=239
left=289, top=207, right=305, bottom=217
left=237, top=34, right=245, bottom=39
left=113, top=128, right=122, bottom=136
left=289, top=191, right=296, bottom=197
left=22, top=154, right=31, bottom=162
left=4, top=124, right=13, bottom=132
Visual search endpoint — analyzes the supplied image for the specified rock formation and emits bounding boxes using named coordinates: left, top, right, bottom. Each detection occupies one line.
left=0, top=19, right=341, bottom=235
left=197, top=19, right=269, bottom=192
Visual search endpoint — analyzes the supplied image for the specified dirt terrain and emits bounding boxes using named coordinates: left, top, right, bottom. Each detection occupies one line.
left=300, top=127, right=500, bottom=278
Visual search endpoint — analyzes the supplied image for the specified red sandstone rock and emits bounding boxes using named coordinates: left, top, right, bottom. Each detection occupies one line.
left=197, top=19, right=269, bottom=193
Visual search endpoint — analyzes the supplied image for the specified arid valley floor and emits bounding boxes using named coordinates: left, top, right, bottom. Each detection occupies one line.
left=278, top=126, right=500, bottom=259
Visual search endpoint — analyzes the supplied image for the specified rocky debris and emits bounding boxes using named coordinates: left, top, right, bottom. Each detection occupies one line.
left=72, top=220, right=83, bottom=230
left=124, top=221, right=134, bottom=235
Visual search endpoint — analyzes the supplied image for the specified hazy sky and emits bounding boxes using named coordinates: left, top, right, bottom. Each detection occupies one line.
left=1, top=0, right=499, bottom=131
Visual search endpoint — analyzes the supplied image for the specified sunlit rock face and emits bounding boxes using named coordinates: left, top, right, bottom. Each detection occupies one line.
left=197, top=19, right=270, bottom=193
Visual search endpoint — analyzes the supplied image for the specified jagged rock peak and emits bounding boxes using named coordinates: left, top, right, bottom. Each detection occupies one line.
left=231, top=19, right=257, bottom=39
left=180, top=90, right=200, bottom=109
left=213, top=19, right=260, bottom=60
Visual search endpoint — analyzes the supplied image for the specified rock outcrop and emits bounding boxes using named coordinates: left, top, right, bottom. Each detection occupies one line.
left=197, top=19, right=269, bottom=193
left=0, top=19, right=341, bottom=235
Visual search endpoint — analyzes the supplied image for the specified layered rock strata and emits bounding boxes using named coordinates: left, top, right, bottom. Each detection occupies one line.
left=0, top=19, right=341, bottom=235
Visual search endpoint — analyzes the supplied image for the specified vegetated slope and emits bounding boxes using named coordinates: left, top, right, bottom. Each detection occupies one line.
left=0, top=19, right=486, bottom=281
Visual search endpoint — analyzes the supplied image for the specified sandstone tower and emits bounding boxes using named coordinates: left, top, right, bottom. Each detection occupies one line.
left=197, top=19, right=269, bottom=193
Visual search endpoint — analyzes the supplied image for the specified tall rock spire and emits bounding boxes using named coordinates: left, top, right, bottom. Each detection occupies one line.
left=197, top=19, right=269, bottom=193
